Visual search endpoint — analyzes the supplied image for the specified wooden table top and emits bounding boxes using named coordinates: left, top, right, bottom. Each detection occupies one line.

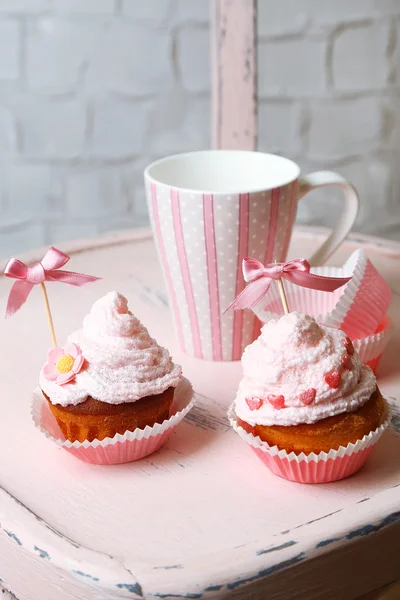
left=0, top=226, right=399, bottom=600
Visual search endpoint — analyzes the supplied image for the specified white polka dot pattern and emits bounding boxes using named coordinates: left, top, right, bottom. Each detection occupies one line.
left=214, top=194, right=239, bottom=360
left=179, top=190, right=213, bottom=357
left=145, top=177, right=300, bottom=361
left=148, top=181, right=195, bottom=357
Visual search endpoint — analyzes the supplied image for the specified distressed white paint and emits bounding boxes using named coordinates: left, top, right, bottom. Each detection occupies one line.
left=0, top=228, right=399, bottom=599
left=211, top=0, right=257, bottom=150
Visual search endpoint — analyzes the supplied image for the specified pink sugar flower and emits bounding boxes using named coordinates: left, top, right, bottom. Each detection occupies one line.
left=43, top=342, right=84, bottom=385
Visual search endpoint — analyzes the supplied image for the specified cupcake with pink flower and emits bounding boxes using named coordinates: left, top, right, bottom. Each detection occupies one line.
left=43, top=343, right=85, bottom=385
left=39, top=291, right=182, bottom=443
left=229, top=312, right=391, bottom=483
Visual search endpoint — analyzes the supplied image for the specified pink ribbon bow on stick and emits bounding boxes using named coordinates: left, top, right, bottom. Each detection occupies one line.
left=226, top=257, right=351, bottom=312
left=4, top=246, right=101, bottom=345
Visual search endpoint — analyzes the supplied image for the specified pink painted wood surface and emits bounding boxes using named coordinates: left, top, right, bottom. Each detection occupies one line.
left=0, top=227, right=399, bottom=599
left=211, top=0, right=257, bottom=150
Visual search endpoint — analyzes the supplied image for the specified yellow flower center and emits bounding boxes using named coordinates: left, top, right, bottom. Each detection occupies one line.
left=56, top=354, right=74, bottom=374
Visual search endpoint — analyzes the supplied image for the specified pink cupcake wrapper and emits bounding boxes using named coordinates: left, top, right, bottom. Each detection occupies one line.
left=32, top=377, right=195, bottom=465
left=253, top=249, right=391, bottom=339
left=228, top=400, right=391, bottom=484
left=353, top=315, right=393, bottom=372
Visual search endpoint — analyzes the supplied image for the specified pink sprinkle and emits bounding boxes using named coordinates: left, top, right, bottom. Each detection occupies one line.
left=341, top=354, right=352, bottom=370
left=299, top=388, right=316, bottom=406
left=344, top=336, right=354, bottom=355
left=245, top=397, right=263, bottom=411
left=324, top=370, right=341, bottom=389
left=267, top=394, right=285, bottom=410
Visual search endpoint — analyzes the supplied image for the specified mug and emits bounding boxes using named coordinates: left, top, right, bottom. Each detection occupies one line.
left=144, top=150, right=359, bottom=361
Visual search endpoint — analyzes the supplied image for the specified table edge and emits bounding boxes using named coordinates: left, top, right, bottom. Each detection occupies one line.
left=0, top=480, right=399, bottom=597
left=1, top=225, right=400, bottom=596
left=1, top=226, right=400, bottom=274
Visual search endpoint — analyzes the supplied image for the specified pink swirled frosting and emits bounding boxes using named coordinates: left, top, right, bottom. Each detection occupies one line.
left=40, top=292, right=182, bottom=406
left=234, top=312, right=376, bottom=426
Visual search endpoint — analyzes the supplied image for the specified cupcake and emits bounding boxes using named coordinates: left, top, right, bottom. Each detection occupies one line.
left=39, top=291, right=182, bottom=443
left=229, top=312, right=390, bottom=482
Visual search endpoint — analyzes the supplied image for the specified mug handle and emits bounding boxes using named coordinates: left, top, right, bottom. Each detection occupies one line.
left=298, top=171, right=359, bottom=266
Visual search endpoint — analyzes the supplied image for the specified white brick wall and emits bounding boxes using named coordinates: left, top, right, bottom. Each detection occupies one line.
left=88, top=22, right=173, bottom=96
left=258, top=1, right=400, bottom=240
left=90, top=98, right=148, bottom=158
left=259, top=38, right=327, bottom=97
left=19, top=100, right=86, bottom=159
left=121, top=0, right=172, bottom=24
left=332, top=22, right=390, bottom=91
left=0, top=19, right=20, bottom=81
left=178, top=26, right=210, bottom=92
left=0, top=108, right=16, bottom=154
left=0, top=0, right=399, bottom=258
left=307, top=98, right=382, bottom=159
left=258, top=101, right=302, bottom=155
left=26, top=18, right=102, bottom=93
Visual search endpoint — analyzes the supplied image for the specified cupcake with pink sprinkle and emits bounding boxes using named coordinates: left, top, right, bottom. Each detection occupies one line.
left=229, top=312, right=391, bottom=483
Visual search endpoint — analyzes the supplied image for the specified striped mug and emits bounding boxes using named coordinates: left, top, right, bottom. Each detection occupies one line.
left=144, top=150, right=359, bottom=361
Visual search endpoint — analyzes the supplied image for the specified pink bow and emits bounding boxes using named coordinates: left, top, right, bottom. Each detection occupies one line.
left=226, top=257, right=351, bottom=311
left=4, top=246, right=101, bottom=318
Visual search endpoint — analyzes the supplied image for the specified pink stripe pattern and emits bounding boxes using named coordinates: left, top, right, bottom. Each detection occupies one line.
left=264, top=187, right=280, bottom=264
left=203, top=194, right=223, bottom=361
left=151, top=183, right=186, bottom=353
left=146, top=178, right=301, bottom=361
left=171, top=189, right=204, bottom=359
left=251, top=445, right=375, bottom=484
left=340, top=260, right=391, bottom=338
left=232, top=193, right=250, bottom=360
left=282, top=180, right=299, bottom=260
left=251, top=315, right=262, bottom=346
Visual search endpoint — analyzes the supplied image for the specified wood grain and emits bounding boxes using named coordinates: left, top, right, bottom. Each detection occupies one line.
left=211, top=0, right=257, bottom=150
left=0, top=227, right=399, bottom=599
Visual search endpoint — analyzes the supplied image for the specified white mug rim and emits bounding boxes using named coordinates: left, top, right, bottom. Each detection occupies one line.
left=144, top=150, right=301, bottom=195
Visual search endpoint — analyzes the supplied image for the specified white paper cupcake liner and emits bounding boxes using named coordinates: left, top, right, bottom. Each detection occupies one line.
left=253, top=249, right=391, bottom=339
left=228, top=400, right=391, bottom=484
left=353, top=315, right=393, bottom=372
left=32, top=377, right=195, bottom=465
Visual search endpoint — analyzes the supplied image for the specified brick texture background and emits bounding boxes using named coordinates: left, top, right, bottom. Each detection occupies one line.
left=1, top=0, right=400, bottom=257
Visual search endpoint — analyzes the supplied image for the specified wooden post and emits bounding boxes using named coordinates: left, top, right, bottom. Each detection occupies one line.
left=211, top=0, right=258, bottom=150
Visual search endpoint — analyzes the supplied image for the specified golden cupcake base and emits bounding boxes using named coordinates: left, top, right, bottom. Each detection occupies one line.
left=45, top=387, right=174, bottom=443
left=252, top=388, right=385, bottom=455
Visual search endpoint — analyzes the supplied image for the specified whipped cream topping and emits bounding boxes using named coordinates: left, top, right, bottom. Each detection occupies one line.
left=40, top=292, right=182, bottom=406
left=234, top=312, right=376, bottom=426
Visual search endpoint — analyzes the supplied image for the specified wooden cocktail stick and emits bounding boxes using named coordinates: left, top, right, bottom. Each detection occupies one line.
left=40, top=283, right=57, bottom=347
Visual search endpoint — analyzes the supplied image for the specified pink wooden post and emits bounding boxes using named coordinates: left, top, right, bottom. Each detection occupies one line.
left=211, top=0, right=258, bottom=150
